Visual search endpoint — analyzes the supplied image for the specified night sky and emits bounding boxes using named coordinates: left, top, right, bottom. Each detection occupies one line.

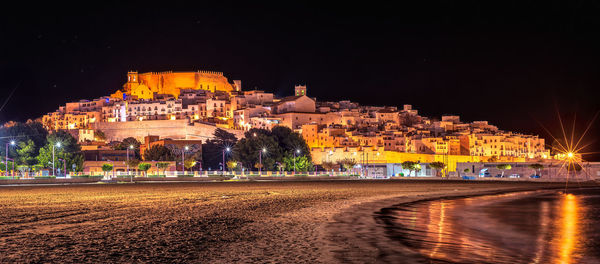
left=2, top=1, right=599, bottom=160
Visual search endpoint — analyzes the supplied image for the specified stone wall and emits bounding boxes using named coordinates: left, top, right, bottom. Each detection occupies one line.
left=311, top=147, right=527, bottom=172
left=93, top=120, right=244, bottom=142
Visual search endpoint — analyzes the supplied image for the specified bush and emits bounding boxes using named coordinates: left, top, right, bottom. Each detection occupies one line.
left=294, top=174, right=308, bottom=177
left=177, top=175, right=194, bottom=178
left=147, top=175, right=166, bottom=178
left=0, top=176, right=19, bottom=180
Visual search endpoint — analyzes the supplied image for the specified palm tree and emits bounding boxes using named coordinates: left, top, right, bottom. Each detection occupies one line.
left=496, top=164, right=512, bottom=177
left=429, top=161, right=445, bottom=177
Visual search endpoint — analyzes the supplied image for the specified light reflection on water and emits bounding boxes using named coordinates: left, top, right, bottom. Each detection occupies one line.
left=386, top=189, right=598, bottom=264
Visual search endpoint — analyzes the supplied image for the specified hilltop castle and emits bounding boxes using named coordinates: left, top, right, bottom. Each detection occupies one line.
left=111, top=70, right=242, bottom=100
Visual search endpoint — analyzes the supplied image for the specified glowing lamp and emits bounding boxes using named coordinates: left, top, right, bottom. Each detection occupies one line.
left=567, top=152, right=574, bottom=158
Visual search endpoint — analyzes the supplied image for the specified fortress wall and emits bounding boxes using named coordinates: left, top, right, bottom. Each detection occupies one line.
left=93, top=120, right=245, bottom=142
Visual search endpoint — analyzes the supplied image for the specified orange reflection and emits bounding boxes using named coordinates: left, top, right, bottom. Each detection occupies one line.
left=429, top=201, right=447, bottom=259
left=557, top=194, right=578, bottom=264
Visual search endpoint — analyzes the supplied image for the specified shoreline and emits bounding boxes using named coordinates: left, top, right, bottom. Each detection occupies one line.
left=320, top=184, right=576, bottom=263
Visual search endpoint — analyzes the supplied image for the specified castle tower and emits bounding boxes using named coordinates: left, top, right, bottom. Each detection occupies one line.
left=295, top=85, right=306, bottom=96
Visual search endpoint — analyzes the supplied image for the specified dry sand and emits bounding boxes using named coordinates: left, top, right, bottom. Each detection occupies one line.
left=0, top=180, right=571, bottom=263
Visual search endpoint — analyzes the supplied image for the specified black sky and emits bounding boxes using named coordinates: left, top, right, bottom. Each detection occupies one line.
left=1, top=1, right=599, bottom=159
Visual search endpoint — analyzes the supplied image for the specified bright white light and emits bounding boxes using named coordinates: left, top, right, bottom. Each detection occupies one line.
left=56, top=142, right=61, bottom=147
left=296, top=149, right=300, bottom=153
left=262, top=148, right=267, bottom=153
left=129, top=145, right=134, bottom=149
left=567, top=152, right=574, bottom=158
left=184, top=146, right=189, bottom=150
left=10, top=140, right=15, bottom=145
left=226, top=147, right=231, bottom=152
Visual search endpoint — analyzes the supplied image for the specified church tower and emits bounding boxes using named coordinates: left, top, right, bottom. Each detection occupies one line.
left=127, top=71, right=139, bottom=83
left=124, top=71, right=139, bottom=92
left=295, top=85, right=306, bottom=96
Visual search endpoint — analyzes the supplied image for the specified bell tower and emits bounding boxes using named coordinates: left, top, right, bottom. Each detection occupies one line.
left=124, top=71, right=139, bottom=92
left=295, top=84, right=306, bottom=96
left=127, top=71, right=139, bottom=83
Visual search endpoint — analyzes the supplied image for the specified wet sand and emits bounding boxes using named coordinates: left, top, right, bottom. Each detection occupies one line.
left=0, top=180, right=572, bottom=263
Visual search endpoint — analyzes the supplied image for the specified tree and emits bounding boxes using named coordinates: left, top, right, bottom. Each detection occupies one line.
left=184, top=159, right=196, bottom=171
left=275, top=162, right=285, bottom=173
left=233, top=129, right=279, bottom=171
left=156, top=162, right=170, bottom=175
left=138, top=163, right=152, bottom=176
left=102, top=163, right=113, bottom=177
left=16, top=165, right=29, bottom=175
left=401, top=161, right=419, bottom=176
left=114, top=137, right=141, bottom=159
left=270, top=126, right=312, bottom=163
left=233, top=126, right=311, bottom=171
left=16, top=139, right=38, bottom=166
left=321, top=161, right=336, bottom=172
left=202, top=128, right=238, bottom=170
left=496, top=164, right=512, bottom=177
left=283, top=155, right=313, bottom=172
left=338, top=158, right=357, bottom=172
left=36, top=131, right=83, bottom=172
left=127, top=158, right=140, bottom=169
left=143, top=145, right=174, bottom=161
left=429, top=161, right=445, bottom=177
left=528, top=163, right=544, bottom=176
left=226, top=160, right=238, bottom=171
left=0, top=121, right=48, bottom=163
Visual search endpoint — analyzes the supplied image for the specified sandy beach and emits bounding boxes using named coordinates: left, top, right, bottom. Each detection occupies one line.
left=0, top=180, right=575, bottom=263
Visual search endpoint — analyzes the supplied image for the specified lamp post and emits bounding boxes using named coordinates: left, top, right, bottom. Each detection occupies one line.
left=5, top=140, right=15, bottom=176
left=52, top=142, right=61, bottom=176
left=259, top=148, right=266, bottom=174
left=127, top=145, right=134, bottom=181
left=294, top=149, right=300, bottom=174
left=182, top=146, right=189, bottom=174
left=222, top=147, right=230, bottom=175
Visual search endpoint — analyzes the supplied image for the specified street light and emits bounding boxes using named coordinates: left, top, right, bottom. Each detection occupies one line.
left=259, top=148, right=267, bottom=173
left=127, top=145, right=134, bottom=180
left=52, top=142, right=61, bottom=176
left=294, top=149, right=300, bottom=174
left=182, top=146, right=189, bottom=173
left=5, top=140, right=15, bottom=176
left=222, top=147, right=231, bottom=175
